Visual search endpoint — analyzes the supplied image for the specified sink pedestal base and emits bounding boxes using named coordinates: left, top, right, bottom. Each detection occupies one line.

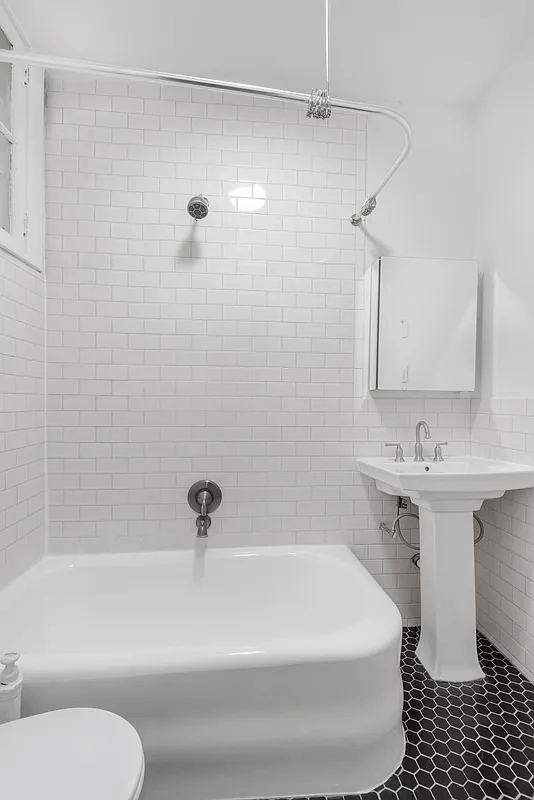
left=357, top=455, right=534, bottom=683
left=416, top=507, right=484, bottom=682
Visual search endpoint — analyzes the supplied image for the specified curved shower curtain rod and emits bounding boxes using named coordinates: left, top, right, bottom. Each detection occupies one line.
left=0, top=49, right=412, bottom=226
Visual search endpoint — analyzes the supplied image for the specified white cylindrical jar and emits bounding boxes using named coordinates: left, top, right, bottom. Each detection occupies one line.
left=0, top=653, right=23, bottom=724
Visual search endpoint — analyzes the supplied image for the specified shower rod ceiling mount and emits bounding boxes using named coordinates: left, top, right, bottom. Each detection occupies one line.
left=306, top=0, right=332, bottom=120
left=0, top=45, right=412, bottom=227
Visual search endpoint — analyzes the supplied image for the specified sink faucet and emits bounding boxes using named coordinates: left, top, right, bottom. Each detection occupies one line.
left=414, top=420, right=431, bottom=462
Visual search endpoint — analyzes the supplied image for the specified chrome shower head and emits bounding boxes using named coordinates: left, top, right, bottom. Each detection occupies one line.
left=306, top=88, right=331, bottom=120
left=187, top=195, right=209, bottom=220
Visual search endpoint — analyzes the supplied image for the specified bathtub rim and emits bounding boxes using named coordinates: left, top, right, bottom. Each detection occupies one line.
left=0, top=544, right=402, bottom=681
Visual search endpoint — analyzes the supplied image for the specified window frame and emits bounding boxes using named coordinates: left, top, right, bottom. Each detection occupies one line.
left=0, top=3, right=44, bottom=271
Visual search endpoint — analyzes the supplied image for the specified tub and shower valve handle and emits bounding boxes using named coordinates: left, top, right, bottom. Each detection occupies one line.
left=195, top=490, right=212, bottom=538
left=197, top=489, right=211, bottom=517
left=187, top=480, right=222, bottom=539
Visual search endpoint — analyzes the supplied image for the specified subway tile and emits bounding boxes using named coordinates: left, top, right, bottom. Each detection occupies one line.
left=41, top=77, right=480, bottom=630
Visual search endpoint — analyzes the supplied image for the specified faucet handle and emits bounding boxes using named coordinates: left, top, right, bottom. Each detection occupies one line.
left=385, top=443, right=405, bottom=462
left=433, top=442, right=449, bottom=462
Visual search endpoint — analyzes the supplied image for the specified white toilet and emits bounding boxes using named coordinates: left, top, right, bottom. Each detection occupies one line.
left=0, top=707, right=145, bottom=800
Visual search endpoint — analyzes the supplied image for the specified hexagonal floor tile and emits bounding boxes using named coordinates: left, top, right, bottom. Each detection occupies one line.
left=250, top=627, right=534, bottom=800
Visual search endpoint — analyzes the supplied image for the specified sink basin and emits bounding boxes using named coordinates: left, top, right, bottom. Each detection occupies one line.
left=357, top=455, right=534, bottom=682
left=357, top=456, right=534, bottom=506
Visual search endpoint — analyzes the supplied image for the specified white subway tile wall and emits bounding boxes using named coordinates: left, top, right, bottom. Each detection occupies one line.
left=45, top=75, right=473, bottom=623
left=0, top=255, right=46, bottom=590
left=472, top=397, right=534, bottom=682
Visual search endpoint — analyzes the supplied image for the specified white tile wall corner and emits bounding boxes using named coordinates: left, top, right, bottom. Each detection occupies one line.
left=44, top=75, right=476, bottom=624
left=471, top=397, right=534, bottom=682
left=0, top=254, right=46, bottom=590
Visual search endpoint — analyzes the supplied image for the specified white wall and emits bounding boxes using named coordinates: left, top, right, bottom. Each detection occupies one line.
left=475, top=44, right=534, bottom=400
left=0, top=254, right=46, bottom=590
left=366, top=102, right=476, bottom=262
left=471, top=40, right=534, bottom=681
left=44, top=75, right=370, bottom=551
left=472, top=399, right=534, bottom=682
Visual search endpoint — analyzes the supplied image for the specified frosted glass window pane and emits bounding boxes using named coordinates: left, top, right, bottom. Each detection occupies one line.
left=0, top=133, right=12, bottom=232
left=0, top=26, right=12, bottom=130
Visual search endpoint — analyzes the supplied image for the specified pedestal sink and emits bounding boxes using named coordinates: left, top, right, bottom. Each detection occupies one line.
left=357, top=456, right=534, bottom=682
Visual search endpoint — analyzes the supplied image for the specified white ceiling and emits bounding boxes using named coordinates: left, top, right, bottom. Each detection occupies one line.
left=8, top=0, right=534, bottom=105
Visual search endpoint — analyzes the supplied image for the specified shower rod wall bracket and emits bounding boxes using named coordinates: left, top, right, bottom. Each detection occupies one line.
left=0, top=50, right=412, bottom=225
left=350, top=195, right=377, bottom=227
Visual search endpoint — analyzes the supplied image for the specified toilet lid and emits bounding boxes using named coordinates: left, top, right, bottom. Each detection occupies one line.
left=0, top=708, right=145, bottom=800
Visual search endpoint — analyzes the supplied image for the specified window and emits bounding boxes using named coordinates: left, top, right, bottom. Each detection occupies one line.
left=0, top=4, right=44, bottom=270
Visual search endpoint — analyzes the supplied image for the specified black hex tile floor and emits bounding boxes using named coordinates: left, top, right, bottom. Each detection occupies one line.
left=349, top=628, right=534, bottom=800
left=343, top=627, right=534, bottom=800
left=257, top=627, right=534, bottom=800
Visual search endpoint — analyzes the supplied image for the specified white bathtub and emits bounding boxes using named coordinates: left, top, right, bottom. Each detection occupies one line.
left=0, top=545, right=404, bottom=799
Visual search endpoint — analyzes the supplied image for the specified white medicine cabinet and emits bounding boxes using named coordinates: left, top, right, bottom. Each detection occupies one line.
left=369, top=256, right=479, bottom=392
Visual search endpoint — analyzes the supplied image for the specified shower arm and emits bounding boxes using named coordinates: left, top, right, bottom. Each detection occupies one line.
left=0, top=49, right=412, bottom=225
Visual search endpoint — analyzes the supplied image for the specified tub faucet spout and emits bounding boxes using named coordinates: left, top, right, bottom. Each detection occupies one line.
left=196, top=490, right=211, bottom=538
left=196, top=514, right=210, bottom=538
